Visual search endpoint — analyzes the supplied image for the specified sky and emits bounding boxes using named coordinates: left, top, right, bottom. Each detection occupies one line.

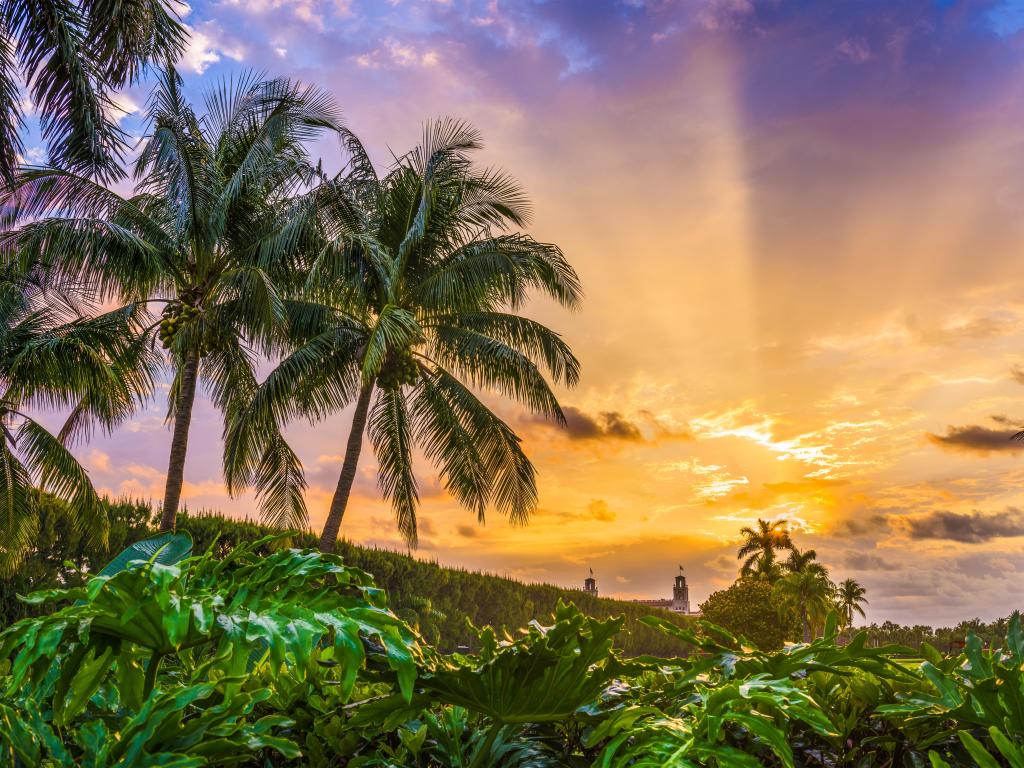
left=36, top=0, right=1024, bottom=626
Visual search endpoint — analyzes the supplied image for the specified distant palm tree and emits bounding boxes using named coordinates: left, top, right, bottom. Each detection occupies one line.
left=837, top=578, right=868, bottom=627
left=784, top=547, right=829, bottom=578
left=0, top=268, right=153, bottom=570
left=772, top=568, right=836, bottom=643
left=737, top=518, right=794, bottom=574
left=740, top=548, right=784, bottom=583
left=0, top=0, right=186, bottom=185
left=1, top=67, right=342, bottom=531
left=226, top=119, right=583, bottom=551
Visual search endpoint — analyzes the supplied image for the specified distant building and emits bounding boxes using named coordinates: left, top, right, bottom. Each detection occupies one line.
left=631, top=566, right=699, bottom=615
left=582, top=565, right=700, bottom=615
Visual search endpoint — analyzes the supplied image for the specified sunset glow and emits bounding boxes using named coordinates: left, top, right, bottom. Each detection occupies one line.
left=47, top=0, right=1024, bottom=626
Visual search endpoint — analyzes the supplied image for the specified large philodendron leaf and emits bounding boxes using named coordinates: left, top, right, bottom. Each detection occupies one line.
left=95, top=531, right=194, bottom=577
left=419, top=600, right=624, bottom=725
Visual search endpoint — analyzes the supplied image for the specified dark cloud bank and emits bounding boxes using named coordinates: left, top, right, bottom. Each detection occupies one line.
left=906, top=508, right=1024, bottom=544
left=927, top=420, right=1024, bottom=454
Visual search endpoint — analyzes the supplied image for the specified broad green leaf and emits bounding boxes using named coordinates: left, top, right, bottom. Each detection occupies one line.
left=96, top=532, right=193, bottom=577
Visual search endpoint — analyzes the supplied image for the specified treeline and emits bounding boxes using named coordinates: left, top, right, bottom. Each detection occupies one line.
left=0, top=497, right=695, bottom=657
left=860, top=618, right=1015, bottom=652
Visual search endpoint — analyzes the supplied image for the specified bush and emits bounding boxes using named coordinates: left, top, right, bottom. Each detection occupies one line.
left=699, top=577, right=790, bottom=650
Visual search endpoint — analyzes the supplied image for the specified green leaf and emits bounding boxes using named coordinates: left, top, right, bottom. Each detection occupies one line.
left=958, top=731, right=1001, bottom=768
left=55, top=640, right=117, bottom=725
left=96, top=532, right=193, bottom=577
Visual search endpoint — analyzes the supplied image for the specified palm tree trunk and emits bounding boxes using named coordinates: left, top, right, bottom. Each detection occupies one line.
left=801, top=604, right=811, bottom=643
left=319, top=384, right=374, bottom=552
left=159, top=349, right=200, bottom=532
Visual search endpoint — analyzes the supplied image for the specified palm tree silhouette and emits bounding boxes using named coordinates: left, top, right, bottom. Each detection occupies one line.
left=737, top=518, right=794, bottom=575
left=837, top=578, right=868, bottom=627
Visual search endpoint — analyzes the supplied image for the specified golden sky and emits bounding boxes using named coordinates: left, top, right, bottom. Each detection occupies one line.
left=48, top=0, right=1024, bottom=626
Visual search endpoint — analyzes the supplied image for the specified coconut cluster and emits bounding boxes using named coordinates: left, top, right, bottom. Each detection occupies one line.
left=378, top=348, right=419, bottom=390
left=158, top=302, right=199, bottom=349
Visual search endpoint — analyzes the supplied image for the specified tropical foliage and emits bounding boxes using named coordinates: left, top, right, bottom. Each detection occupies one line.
left=0, top=269, right=152, bottom=573
left=0, top=532, right=1020, bottom=767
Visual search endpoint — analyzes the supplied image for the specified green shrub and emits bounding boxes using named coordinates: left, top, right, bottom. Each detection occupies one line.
left=698, top=577, right=791, bottom=649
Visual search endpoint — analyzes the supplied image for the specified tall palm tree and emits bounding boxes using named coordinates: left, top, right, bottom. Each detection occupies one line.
left=772, top=568, right=836, bottom=643
left=837, top=578, right=868, bottom=627
left=0, top=267, right=154, bottom=571
left=737, top=518, right=794, bottom=574
left=0, top=0, right=187, bottom=186
left=0, top=67, right=343, bottom=531
left=226, top=119, right=582, bottom=551
left=783, top=547, right=829, bottom=577
left=740, top=548, right=784, bottom=583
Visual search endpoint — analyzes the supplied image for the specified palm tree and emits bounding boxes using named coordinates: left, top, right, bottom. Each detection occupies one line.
left=0, top=267, right=154, bottom=570
left=0, top=0, right=186, bottom=186
left=0, top=67, right=342, bottom=531
left=772, top=568, right=836, bottom=643
left=783, top=547, right=829, bottom=577
left=741, top=548, right=784, bottom=583
left=737, top=518, right=794, bottom=574
left=837, top=578, right=868, bottom=628
left=226, top=119, right=582, bottom=551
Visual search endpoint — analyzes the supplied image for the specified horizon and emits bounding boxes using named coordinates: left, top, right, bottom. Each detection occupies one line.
left=25, top=0, right=1024, bottom=627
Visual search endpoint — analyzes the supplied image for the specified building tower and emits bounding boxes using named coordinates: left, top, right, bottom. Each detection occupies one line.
left=671, top=565, right=690, bottom=613
left=584, top=568, right=598, bottom=598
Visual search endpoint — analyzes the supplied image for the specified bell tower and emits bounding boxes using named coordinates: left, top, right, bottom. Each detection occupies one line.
left=584, top=568, right=598, bottom=598
left=671, top=565, right=690, bottom=613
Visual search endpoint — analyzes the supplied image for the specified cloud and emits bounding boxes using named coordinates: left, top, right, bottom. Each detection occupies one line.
left=561, top=407, right=643, bottom=441
left=354, top=37, right=440, bottom=69
left=905, top=508, right=1024, bottom=543
left=927, top=422, right=1023, bottom=455
left=830, top=514, right=890, bottom=538
left=838, top=551, right=896, bottom=571
left=586, top=499, right=616, bottom=522
left=837, top=37, right=872, bottom=63
left=455, top=524, right=480, bottom=538
left=907, top=312, right=1019, bottom=346
left=1012, top=365, right=1024, bottom=385
left=180, top=21, right=246, bottom=74
left=696, top=0, right=754, bottom=31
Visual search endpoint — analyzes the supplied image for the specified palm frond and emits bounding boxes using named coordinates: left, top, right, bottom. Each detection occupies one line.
left=368, top=386, right=418, bottom=544
left=429, top=325, right=564, bottom=423
left=428, top=367, right=538, bottom=525
left=411, top=369, right=489, bottom=520
left=411, top=234, right=582, bottom=312
left=9, top=0, right=127, bottom=180
left=17, top=416, right=105, bottom=547
left=250, top=431, right=308, bottom=530
left=0, top=31, right=23, bottom=189
left=0, top=431, right=33, bottom=574
left=84, top=0, right=187, bottom=86
left=426, top=312, right=579, bottom=387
